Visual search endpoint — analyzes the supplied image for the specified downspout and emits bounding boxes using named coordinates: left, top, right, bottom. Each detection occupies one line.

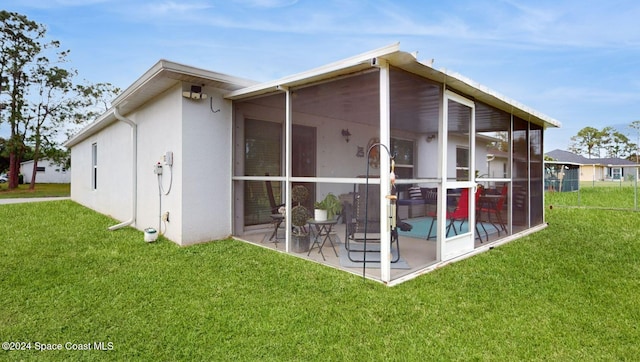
left=108, top=106, right=137, bottom=231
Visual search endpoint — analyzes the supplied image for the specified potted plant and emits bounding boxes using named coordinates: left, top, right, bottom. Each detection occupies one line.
left=314, top=193, right=342, bottom=221
left=290, top=185, right=311, bottom=252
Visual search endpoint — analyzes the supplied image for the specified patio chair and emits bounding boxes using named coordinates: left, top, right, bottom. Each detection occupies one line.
left=264, top=174, right=285, bottom=242
left=478, top=183, right=508, bottom=235
left=344, top=183, right=408, bottom=263
left=265, top=173, right=285, bottom=215
left=427, top=188, right=485, bottom=241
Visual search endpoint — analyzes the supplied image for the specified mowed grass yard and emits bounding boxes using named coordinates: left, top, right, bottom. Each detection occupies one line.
left=1, top=199, right=639, bottom=360
left=0, top=183, right=70, bottom=198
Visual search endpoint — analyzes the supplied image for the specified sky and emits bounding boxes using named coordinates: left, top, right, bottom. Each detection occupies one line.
left=3, top=0, right=640, bottom=152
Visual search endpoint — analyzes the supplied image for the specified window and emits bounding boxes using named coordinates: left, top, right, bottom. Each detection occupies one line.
left=36, top=166, right=45, bottom=172
left=391, top=137, right=414, bottom=192
left=92, top=143, right=98, bottom=190
left=244, top=119, right=281, bottom=225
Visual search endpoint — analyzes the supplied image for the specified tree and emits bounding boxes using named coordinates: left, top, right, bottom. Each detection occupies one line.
left=629, top=120, right=640, bottom=163
left=1, top=11, right=120, bottom=189
left=68, top=81, right=120, bottom=137
left=603, top=129, right=634, bottom=159
left=568, top=126, right=604, bottom=158
left=25, top=55, right=76, bottom=189
left=0, top=11, right=47, bottom=189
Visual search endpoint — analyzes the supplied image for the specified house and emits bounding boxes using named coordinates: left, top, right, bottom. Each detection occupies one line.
left=65, top=43, right=560, bottom=285
left=20, top=159, right=70, bottom=184
left=545, top=149, right=638, bottom=186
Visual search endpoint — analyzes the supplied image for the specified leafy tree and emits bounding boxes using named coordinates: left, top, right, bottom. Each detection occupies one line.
left=568, top=126, right=604, bottom=158
left=603, top=129, right=634, bottom=159
left=1, top=11, right=119, bottom=189
left=0, top=11, right=47, bottom=189
left=629, top=120, right=640, bottom=163
left=68, top=81, right=120, bottom=138
left=24, top=54, right=76, bottom=189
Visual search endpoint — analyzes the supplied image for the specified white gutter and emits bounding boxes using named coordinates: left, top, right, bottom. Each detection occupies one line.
left=108, top=106, right=137, bottom=231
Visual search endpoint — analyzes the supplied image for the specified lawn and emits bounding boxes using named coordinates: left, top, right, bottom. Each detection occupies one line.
left=546, top=184, right=640, bottom=210
left=0, top=183, right=70, bottom=198
left=1, top=200, right=639, bottom=360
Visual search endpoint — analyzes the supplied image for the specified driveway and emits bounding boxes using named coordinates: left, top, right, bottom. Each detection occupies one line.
left=0, top=197, right=70, bottom=205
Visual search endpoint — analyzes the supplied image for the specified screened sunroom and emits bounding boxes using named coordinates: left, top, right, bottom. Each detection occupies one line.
left=228, top=44, right=559, bottom=285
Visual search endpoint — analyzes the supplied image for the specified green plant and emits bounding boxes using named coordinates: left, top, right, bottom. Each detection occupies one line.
left=291, top=184, right=309, bottom=205
left=290, top=204, right=310, bottom=230
left=314, top=193, right=342, bottom=219
left=290, top=185, right=310, bottom=233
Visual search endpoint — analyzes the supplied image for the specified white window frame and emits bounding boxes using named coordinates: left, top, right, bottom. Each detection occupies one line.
left=91, top=143, right=98, bottom=190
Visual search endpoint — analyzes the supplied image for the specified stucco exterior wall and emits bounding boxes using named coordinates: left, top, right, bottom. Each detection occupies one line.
left=580, top=164, right=604, bottom=182
left=180, top=87, right=234, bottom=244
left=70, top=83, right=236, bottom=246
left=134, top=85, right=184, bottom=243
left=21, top=159, right=71, bottom=183
left=70, top=121, right=133, bottom=222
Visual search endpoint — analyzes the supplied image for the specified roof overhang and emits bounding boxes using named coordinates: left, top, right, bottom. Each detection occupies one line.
left=544, top=161, right=583, bottom=166
left=65, top=60, right=257, bottom=148
left=225, top=43, right=561, bottom=130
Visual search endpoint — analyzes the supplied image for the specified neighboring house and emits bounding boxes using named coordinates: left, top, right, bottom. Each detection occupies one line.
left=545, top=149, right=639, bottom=184
left=65, top=43, right=560, bottom=284
left=20, top=159, right=70, bottom=184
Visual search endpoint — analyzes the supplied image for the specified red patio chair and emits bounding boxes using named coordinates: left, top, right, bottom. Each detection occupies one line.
left=478, top=183, right=508, bottom=235
left=427, top=188, right=485, bottom=240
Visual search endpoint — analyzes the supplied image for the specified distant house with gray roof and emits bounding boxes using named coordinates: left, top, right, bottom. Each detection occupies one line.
left=545, top=149, right=638, bottom=185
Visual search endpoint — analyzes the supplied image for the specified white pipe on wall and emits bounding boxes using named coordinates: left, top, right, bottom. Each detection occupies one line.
left=108, top=107, right=138, bottom=231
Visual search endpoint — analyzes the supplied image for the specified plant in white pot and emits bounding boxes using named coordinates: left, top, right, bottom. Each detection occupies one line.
left=290, top=185, right=311, bottom=252
left=314, top=193, right=342, bottom=221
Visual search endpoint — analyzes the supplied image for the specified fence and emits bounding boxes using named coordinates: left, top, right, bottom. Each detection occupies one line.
left=544, top=165, right=640, bottom=211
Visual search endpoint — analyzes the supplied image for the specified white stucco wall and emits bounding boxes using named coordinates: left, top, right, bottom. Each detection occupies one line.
left=21, top=159, right=70, bottom=183
left=70, top=121, right=133, bottom=223
left=180, top=87, right=234, bottom=244
left=134, top=85, right=184, bottom=244
left=70, top=83, right=236, bottom=246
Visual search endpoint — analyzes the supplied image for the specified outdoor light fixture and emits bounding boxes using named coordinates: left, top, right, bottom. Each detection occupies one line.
left=182, top=85, right=208, bottom=100
left=425, top=133, right=436, bottom=142
left=341, top=129, right=352, bottom=143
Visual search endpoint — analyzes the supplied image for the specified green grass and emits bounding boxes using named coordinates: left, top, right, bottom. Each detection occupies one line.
left=1, top=201, right=639, bottom=360
left=546, top=185, right=640, bottom=210
left=0, top=183, right=70, bottom=198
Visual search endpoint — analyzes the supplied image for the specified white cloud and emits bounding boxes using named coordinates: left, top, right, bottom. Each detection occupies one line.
left=232, top=0, right=298, bottom=8
left=144, top=1, right=213, bottom=15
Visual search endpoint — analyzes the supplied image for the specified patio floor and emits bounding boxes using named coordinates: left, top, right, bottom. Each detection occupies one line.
left=236, top=217, right=506, bottom=282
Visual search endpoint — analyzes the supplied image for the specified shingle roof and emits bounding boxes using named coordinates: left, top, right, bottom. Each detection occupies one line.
left=545, top=149, right=638, bottom=166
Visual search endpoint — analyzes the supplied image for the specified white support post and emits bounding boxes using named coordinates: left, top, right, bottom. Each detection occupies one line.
left=378, top=59, right=391, bottom=283
left=284, top=86, right=292, bottom=253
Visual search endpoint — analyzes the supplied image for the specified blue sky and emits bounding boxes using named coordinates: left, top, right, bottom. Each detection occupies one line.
left=3, top=0, right=640, bottom=152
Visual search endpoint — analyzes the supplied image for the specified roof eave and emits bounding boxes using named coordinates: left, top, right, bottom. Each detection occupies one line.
left=224, top=42, right=402, bottom=100
left=225, top=43, right=560, bottom=130
left=65, top=60, right=258, bottom=148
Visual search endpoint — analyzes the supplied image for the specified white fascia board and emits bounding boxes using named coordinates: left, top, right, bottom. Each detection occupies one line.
left=65, top=60, right=258, bottom=148
left=64, top=109, right=116, bottom=148
left=112, top=59, right=257, bottom=105
left=224, top=42, right=402, bottom=100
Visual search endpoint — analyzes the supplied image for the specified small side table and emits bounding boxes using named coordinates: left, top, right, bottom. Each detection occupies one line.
left=307, top=219, right=338, bottom=260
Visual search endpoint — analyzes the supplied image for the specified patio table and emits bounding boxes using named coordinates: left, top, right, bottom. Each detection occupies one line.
left=307, top=218, right=338, bottom=260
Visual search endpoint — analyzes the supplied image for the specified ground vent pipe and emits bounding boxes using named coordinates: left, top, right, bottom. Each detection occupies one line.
left=108, top=107, right=137, bottom=231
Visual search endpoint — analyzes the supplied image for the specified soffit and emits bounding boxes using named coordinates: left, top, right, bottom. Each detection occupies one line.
left=114, top=60, right=257, bottom=115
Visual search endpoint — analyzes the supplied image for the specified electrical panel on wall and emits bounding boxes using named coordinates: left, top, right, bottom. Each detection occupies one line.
left=164, top=151, right=173, bottom=166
